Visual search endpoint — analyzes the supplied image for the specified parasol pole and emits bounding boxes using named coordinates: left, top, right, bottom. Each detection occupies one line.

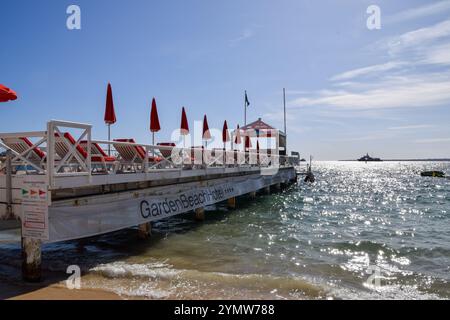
left=108, top=123, right=111, bottom=156
left=152, top=132, right=155, bottom=158
left=283, top=88, right=287, bottom=155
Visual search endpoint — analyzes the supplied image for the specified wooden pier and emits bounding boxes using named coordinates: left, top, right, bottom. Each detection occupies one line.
left=0, top=120, right=299, bottom=282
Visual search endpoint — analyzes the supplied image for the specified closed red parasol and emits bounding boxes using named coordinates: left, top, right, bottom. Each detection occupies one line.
left=0, top=84, right=18, bottom=102
left=104, top=83, right=116, bottom=155
left=235, top=125, right=242, bottom=145
left=245, top=135, right=252, bottom=149
left=104, top=83, right=116, bottom=124
left=222, top=120, right=230, bottom=143
left=202, top=115, right=211, bottom=140
left=150, top=98, right=161, bottom=146
left=180, top=107, right=189, bottom=135
left=150, top=98, right=161, bottom=133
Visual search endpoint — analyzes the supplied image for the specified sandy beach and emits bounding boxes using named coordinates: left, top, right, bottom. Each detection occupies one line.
left=1, top=278, right=122, bottom=300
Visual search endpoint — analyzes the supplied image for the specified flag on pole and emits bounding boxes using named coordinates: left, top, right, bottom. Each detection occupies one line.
left=245, top=91, right=250, bottom=107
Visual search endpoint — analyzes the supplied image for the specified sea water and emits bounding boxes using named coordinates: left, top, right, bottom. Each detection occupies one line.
left=0, top=161, right=449, bottom=299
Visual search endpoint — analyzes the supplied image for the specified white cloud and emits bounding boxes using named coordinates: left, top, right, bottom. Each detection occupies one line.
left=422, top=42, right=450, bottom=65
left=293, top=74, right=450, bottom=110
left=386, top=19, right=450, bottom=55
left=292, top=18, right=450, bottom=111
left=386, top=1, right=450, bottom=24
left=330, top=61, right=406, bottom=81
left=389, top=124, right=435, bottom=130
left=230, top=28, right=255, bottom=46
left=415, top=137, right=450, bottom=143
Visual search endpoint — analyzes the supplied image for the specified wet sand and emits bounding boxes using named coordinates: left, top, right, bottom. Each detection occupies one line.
left=9, top=285, right=122, bottom=300
left=0, top=275, right=123, bottom=300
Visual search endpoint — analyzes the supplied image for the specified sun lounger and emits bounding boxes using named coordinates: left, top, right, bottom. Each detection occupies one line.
left=79, top=140, right=118, bottom=171
left=79, top=140, right=116, bottom=160
left=1, top=137, right=47, bottom=170
left=190, top=146, right=204, bottom=166
left=157, top=142, right=176, bottom=160
left=113, top=139, right=162, bottom=171
left=54, top=132, right=116, bottom=172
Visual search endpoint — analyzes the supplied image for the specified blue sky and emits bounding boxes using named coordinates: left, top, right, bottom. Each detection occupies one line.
left=1, top=0, right=450, bottom=160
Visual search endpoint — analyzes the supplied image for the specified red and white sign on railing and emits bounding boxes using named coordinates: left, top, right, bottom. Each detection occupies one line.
left=21, top=176, right=49, bottom=240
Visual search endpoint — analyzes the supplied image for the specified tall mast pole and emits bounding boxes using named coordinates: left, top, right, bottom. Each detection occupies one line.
left=283, top=88, right=287, bottom=154
left=244, top=90, right=247, bottom=126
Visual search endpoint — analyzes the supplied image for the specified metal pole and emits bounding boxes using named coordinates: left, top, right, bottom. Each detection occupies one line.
left=152, top=132, right=155, bottom=158
left=244, top=90, right=247, bottom=126
left=283, top=88, right=287, bottom=154
left=108, top=124, right=110, bottom=155
left=5, top=150, right=13, bottom=219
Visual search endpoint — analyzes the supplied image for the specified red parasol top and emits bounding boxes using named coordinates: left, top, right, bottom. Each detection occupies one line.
left=150, top=98, right=161, bottom=133
left=202, top=115, right=211, bottom=140
left=0, top=84, right=18, bottom=102
left=235, top=125, right=242, bottom=144
left=222, top=120, right=230, bottom=143
left=245, top=135, right=252, bottom=149
left=104, top=83, right=116, bottom=124
left=180, top=107, right=189, bottom=135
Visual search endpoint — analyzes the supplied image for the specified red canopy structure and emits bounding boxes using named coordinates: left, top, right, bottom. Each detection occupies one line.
left=0, top=84, right=18, bottom=102
left=241, top=117, right=286, bottom=155
left=180, top=107, right=189, bottom=135
left=150, top=98, right=161, bottom=146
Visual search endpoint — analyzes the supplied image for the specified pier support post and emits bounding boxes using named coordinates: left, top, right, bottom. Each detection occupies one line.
left=5, top=150, right=13, bottom=218
left=138, top=222, right=152, bottom=239
left=22, top=238, right=42, bottom=282
left=227, top=197, right=236, bottom=209
left=263, top=186, right=271, bottom=195
left=248, top=191, right=256, bottom=199
left=195, top=207, right=205, bottom=221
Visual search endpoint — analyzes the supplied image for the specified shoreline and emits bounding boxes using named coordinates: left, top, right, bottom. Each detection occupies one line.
left=0, top=276, right=123, bottom=300
left=338, top=159, right=450, bottom=162
left=9, top=284, right=123, bottom=300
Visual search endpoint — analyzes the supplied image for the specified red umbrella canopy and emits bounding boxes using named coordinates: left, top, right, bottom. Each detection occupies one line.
left=180, top=107, right=189, bottom=135
left=202, top=115, right=211, bottom=140
left=0, top=84, right=18, bottom=102
left=150, top=98, right=161, bottom=133
left=222, top=120, right=230, bottom=143
left=104, top=83, right=116, bottom=124
left=235, top=125, right=242, bottom=144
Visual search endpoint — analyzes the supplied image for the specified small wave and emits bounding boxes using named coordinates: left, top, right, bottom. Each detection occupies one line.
left=90, top=261, right=179, bottom=280
left=87, top=261, right=328, bottom=299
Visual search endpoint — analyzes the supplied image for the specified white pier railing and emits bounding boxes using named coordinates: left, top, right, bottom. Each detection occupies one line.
left=0, top=120, right=300, bottom=188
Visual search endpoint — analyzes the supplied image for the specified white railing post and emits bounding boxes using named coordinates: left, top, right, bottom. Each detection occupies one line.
left=87, top=126, right=92, bottom=182
left=144, top=146, right=149, bottom=172
left=5, top=150, right=13, bottom=218
left=46, top=121, right=55, bottom=187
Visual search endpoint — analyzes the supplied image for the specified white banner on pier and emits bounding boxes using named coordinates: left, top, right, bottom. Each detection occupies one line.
left=47, top=169, right=296, bottom=243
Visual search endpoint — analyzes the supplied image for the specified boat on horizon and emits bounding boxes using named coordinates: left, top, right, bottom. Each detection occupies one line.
left=358, top=153, right=382, bottom=162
